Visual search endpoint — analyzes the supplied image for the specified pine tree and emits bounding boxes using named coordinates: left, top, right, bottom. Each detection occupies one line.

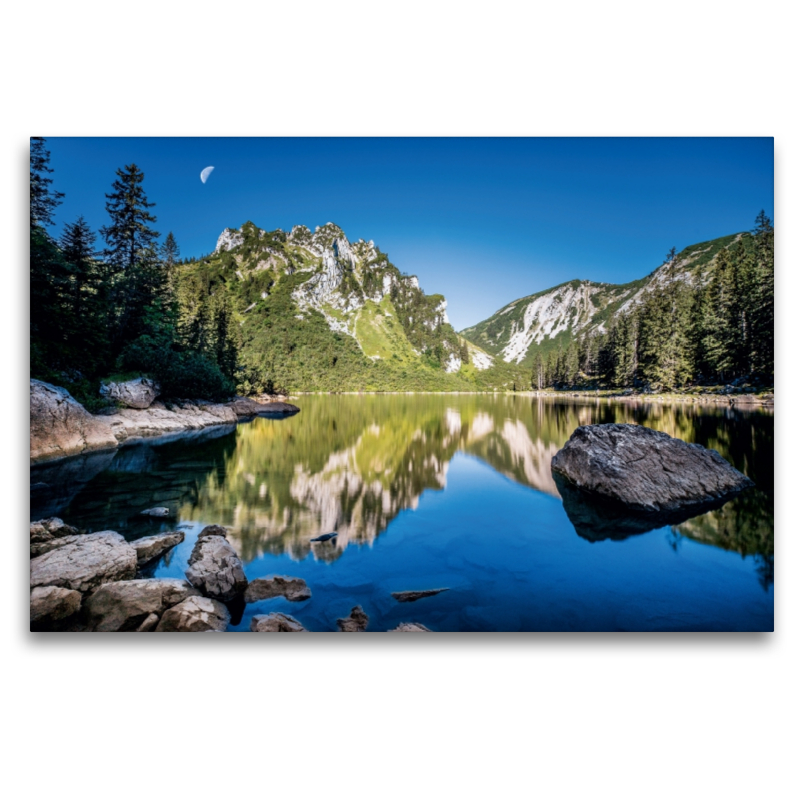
left=162, top=232, right=180, bottom=267
left=750, top=211, right=774, bottom=378
left=30, top=137, right=63, bottom=228
left=101, top=164, right=160, bottom=272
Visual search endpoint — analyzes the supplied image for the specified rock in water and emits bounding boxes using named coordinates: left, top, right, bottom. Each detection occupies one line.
left=30, top=379, right=117, bottom=463
left=30, top=586, right=82, bottom=626
left=310, top=532, right=338, bottom=543
left=197, top=524, right=229, bottom=540
left=337, top=605, right=369, bottom=632
left=99, top=377, right=160, bottom=410
left=155, top=596, right=230, bottom=632
left=551, top=424, right=754, bottom=530
left=251, top=613, right=307, bottom=632
left=244, top=576, right=311, bottom=603
left=30, top=532, right=138, bottom=594
left=84, top=578, right=200, bottom=631
left=185, top=531, right=248, bottom=602
left=389, top=623, right=432, bottom=632
left=131, top=531, right=185, bottom=565
left=391, top=588, right=449, bottom=603
left=139, top=507, right=174, bottom=518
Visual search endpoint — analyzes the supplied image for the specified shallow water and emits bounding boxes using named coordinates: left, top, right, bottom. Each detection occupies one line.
left=30, top=394, right=774, bottom=631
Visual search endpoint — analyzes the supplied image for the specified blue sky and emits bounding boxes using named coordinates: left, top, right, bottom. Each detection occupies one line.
left=44, top=137, right=773, bottom=330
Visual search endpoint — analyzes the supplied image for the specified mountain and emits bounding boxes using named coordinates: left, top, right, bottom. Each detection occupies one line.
left=459, top=233, right=743, bottom=366
left=178, top=221, right=495, bottom=393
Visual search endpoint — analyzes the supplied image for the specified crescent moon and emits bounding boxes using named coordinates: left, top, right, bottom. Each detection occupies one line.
left=200, top=166, right=215, bottom=184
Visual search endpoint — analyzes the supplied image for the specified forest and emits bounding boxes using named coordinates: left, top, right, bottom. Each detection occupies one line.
left=30, top=138, right=240, bottom=408
left=529, top=221, right=774, bottom=392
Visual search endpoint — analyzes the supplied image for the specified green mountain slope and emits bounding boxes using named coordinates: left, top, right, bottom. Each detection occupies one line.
left=176, top=222, right=495, bottom=392
left=460, top=233, right=742, bottom=366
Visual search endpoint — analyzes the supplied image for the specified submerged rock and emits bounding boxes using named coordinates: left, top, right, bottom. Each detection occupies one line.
left=185, top=531, right=248, bottom=602
left=30, top=531, right=137, bottom=594
left=30, top=586, right=82, bottom=626
left=30, top=517, right=83, bottom=557
left=244, top=576, right=311, bottom=603
left=389, top=622, right=432, bottom=632
left=337, top=605, right=369, bottom=632
left=551, top=424, right=755, bottom=531
left=84, top=578, right=199, bottom=631
left=155, top=596, right=230, bottom=632
left=139, top=507, right=174, bottom=518
left=391, top=588, right=449, bottom=603
left=131, top=531, right=185, bottom=565
left=30, top=379, right=118, bottom=463
left=100, top=377, right=160, bottom=410
left=251, top=613, right=307, bottom=632
left=310, top=532, right=338, bottom=543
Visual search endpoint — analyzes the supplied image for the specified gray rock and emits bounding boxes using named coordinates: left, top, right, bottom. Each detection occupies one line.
left=251, top=613, right=307, bottom=632
left=139, top=506, right=174, bottom=518
left=391, top=589, right=449, bottom=603
left=244, top=576, right=311, bottom=604
left=389, top=622, right=432, bottom=632
left=30, top=379, right=117, bottom=463
left=30, top=517, right=83, bottom=557
left=229, top=397, right=300, bottom=417
left=99, top=377, right=160, bottom=409
left=131, top=531, right=185, bottom=565
left=551, top=423, right=754, bottom=518
left=185, top=532, right=248, bottom=602
left=197, top=524, right=229, bottom=540
left=337, top=605, right=369, bottom=632
left=30, top=586, right=82, bottom=625
left=136, top=613, right=160, bottom=632
left=84, top=578, right=200, bottom=631
left=155, top=596, right=230, bottom=632
left=30, top=531, right=137, bottom=595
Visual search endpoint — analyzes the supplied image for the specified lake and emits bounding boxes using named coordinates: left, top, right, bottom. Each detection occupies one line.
left=30, top=394, right=774, bottom=632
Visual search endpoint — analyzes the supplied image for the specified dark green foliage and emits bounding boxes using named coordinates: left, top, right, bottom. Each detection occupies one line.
left=30, top=143, right=241, bottom=404
left=30, top=137, right=63, bottom=227
left=101, top=164, right=160, bottom=271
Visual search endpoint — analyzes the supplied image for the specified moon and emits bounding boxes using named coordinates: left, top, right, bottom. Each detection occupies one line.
left=200, top=166, right=215, bottom=184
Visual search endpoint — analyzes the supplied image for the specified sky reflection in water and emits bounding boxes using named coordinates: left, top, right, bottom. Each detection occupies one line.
left=31, top=395, right=774, bottom=632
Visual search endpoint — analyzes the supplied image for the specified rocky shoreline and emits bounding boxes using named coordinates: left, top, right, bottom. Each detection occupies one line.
left=29, top=519, right=434, bottom=633
left=30, top=379, right=300, bottom=465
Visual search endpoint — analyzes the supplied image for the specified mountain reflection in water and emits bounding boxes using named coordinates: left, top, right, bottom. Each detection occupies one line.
left=31, top=394, right=774, bottom=628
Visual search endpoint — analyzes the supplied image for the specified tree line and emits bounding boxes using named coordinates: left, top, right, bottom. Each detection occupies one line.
left=531, top=217, right=774, bottom=392
left=30, top=138, right=240, bottom=407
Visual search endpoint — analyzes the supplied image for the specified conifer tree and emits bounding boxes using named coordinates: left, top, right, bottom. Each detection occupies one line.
left=30, top=137, right=63, bottom=228
left=101, top=164, right=160, bottom=271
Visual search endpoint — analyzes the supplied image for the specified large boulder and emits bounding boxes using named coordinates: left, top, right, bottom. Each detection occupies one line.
left=30, top=517, right=83, bottom=557
left=155, top=596, right=230, bottom=632
left=84, top=578, right=199, bottom=631
left=30, top=380, right=117, bottom=463
left=244, top=575, right=311, bottom=603
left=251, top=613, right=306, bottom=632
left=99, top=377, right=160, bottom=409
left=551, top=424, right=755, bottom=535
left=30, top=586, right=82, bottom=626
left=185, top=531, right=248, bottom=602
left=30, top=531, right=137, bottom=594
left=130, top=531, right=185, bottom=566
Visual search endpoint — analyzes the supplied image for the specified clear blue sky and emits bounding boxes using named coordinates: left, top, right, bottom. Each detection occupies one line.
left=44, top=137, right=773, bottom=330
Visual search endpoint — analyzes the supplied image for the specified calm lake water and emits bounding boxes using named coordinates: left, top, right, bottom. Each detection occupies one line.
left=30, top=394, right=774, bottom=632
